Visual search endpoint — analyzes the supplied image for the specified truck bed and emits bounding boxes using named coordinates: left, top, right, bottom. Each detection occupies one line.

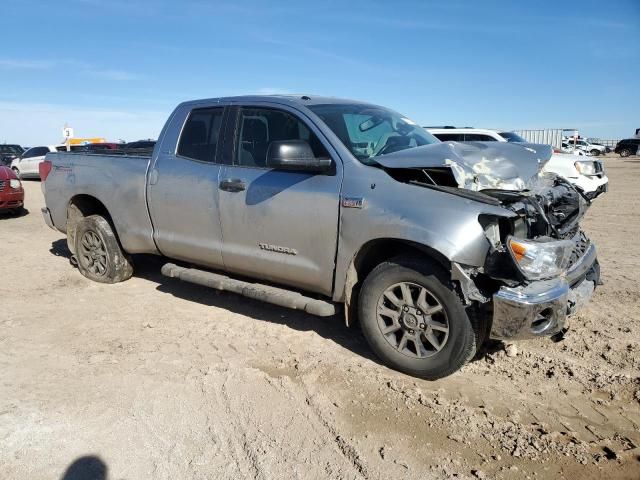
left=43, top=151, right=158, bottom=255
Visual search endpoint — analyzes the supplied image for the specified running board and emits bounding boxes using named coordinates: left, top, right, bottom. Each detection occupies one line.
left=161, top=263, right=336, bottom=317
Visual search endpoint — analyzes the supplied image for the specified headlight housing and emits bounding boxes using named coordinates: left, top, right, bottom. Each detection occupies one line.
left=508, top=237, right=573, bottom=280
left=574, top=160, right=598, bottom=176
left=9, top=178, right=21, bottom=189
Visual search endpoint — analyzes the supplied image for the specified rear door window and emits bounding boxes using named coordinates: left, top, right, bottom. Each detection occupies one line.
left=177, top=107, right=225, bottom=163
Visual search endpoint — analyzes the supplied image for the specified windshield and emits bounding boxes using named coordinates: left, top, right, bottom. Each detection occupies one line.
left=498, top=131, right=526, bottom=143
left=308, top=103, right=439, bottom=164
left=0, top=145, right=24, bottom=155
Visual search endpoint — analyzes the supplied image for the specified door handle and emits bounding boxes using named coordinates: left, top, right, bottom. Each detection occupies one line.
left=219, top=178, right=246, bottom=192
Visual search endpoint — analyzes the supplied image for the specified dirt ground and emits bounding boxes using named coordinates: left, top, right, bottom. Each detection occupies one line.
left=1, top=154, right=639, bottom=480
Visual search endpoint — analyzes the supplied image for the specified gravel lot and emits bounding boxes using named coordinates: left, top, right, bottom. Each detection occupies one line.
left=1, top=154, right=639, bottom=480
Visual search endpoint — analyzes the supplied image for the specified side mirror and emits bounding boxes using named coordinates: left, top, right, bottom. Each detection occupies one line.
left=266, top=140, right=332, bottom=172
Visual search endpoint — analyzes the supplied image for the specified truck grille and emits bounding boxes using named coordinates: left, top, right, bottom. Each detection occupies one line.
left=0, top=180, right=5, bottom=192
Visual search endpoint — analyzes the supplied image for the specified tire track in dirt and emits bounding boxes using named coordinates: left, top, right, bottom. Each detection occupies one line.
left=194, top=361, right=368, bottom=479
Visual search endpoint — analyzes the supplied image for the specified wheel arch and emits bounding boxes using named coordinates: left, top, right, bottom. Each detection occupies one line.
left=66, top=194, right=118, bottom=254
left=340, top=238, right=452, bottom=327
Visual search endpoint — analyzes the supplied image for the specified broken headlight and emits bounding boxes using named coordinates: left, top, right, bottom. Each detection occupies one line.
left=574, top=161, right=598, bottom=176
left=507, top=237, right=573, bottom=280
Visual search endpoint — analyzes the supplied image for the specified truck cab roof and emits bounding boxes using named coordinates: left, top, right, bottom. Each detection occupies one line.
left=177, top=94, right=374, bottom=109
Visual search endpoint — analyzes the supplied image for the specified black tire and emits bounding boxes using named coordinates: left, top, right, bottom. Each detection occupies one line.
left=590, top=149, right=599, bottom=156
left=74, top=215, right=133, bottom=283
left=619, top=149, right=631, bottom=158
left=358, top=257, right=476, bottom=380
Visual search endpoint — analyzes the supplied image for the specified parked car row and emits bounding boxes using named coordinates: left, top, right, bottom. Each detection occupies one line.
left=5, top=129, right=637, bottom=186
left=68, top=140, right=156, bottom=156
left=6, top=140, right=157, bottom=179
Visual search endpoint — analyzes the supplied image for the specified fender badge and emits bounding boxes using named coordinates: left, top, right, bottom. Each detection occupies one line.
left=342, top=197, right=364, bottom=209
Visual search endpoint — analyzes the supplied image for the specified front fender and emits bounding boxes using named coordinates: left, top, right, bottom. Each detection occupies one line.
left=332, top=163, right=515, bottom=302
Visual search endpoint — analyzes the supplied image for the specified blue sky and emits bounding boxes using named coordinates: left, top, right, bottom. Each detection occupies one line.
left=1, top=0, right=638, bottom=145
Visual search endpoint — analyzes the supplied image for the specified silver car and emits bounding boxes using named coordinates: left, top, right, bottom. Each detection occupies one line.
left=41, top=95, right=600, bottom=379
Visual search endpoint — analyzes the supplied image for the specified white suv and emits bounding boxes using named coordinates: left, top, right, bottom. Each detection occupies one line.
left=426, top=128, right=608, bottom=199
left=11, top=145, right=66, bottom=179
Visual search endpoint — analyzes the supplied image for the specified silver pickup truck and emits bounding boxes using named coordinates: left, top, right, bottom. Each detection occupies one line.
left=41, top=95, right=600, bottom=379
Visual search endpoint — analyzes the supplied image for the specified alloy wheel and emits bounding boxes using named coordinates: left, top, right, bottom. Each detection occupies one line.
left=78, top=230, right=108, bottom=276
left=376, top=281, right=449, bottom=359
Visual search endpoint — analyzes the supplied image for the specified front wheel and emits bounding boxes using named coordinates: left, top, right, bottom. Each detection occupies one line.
left=74, top=215, right=133, bottom=283
left=619, top=149, right=632, bottom=158
left=590, top=149, right=600, bottom=156
left=358, top=257, right=476, bottom=380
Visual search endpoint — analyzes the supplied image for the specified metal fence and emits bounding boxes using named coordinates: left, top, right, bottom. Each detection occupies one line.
left=514, top=129, right=577, bottom=149
left=514, top=129, right=624, bottom=150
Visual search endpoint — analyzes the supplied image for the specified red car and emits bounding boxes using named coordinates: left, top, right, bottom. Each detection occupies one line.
left=0, top=165, right=25, bottom=214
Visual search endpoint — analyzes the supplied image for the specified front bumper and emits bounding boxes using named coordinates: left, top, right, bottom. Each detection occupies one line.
left=0, top=189, right=24, bottom=210
left=569, top=174, right=608, bottom=199
left=585, top=181, right=608, bottom=200
left=490, top=243, right=599, bottom=340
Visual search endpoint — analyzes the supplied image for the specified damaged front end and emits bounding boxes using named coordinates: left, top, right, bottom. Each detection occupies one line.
left=376, top=141, right=601, bottom=341
left=481, top=181, right=600, bottom=341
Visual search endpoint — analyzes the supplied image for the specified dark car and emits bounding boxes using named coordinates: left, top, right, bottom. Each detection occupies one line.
left=120, top=140, right=156, bottom=156
left=0, top=144, right=25, bottom=166
left=124, top=140, right=155, bottom=149
left=70, top=143, right=122, bottom=154
left=614, top=138, right=640, bottom=157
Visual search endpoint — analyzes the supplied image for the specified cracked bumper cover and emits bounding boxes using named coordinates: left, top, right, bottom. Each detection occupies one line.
left=490, top=243, right=599, bottom=340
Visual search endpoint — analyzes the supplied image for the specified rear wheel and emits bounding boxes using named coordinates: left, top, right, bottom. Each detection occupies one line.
left=358, top=257, right=476, bottom=380
left=74, top=215, right=133, bottom=283
left=620, top=148, right=632, bottom=158
left=590, top=149, right=600, bottom=156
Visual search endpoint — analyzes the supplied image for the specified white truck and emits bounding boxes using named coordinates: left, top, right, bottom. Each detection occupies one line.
left=563, top=138, right=607, bottom=156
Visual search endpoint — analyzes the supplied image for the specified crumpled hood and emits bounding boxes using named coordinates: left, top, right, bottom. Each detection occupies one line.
left=375, top=141, right=553, bottom=191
